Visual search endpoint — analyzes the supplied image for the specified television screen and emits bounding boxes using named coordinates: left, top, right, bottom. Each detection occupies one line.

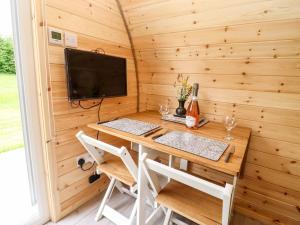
left=64, top=48, right=127, bottom=101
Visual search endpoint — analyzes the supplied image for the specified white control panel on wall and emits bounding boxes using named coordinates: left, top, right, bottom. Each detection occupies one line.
left=48, top=27, right=63, bottom=46
left=65, top=31, right=78, bottom=48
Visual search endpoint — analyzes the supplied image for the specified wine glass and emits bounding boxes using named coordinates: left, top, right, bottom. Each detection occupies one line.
left=224, top=116, right=237, bottom=141
left=159, top=105, right=169, bottom=119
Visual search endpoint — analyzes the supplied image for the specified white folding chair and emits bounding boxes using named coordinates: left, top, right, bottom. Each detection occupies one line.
left=76, top=131, right=138, bottom=225
left=140, top=153, right=233, bottom=225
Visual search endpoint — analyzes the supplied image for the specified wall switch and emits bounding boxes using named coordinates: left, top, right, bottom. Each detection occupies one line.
left=65, top=31, right=78, bottom=48
left=48, top=27, right=63, bottom=46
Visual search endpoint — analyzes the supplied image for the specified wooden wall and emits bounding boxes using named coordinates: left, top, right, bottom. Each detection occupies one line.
left=119, top=0, right=300, bottom=224
left=43, top=0, right=137, bottom=220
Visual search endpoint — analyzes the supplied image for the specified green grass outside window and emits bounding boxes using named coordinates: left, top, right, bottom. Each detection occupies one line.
left=0, top=74, right=24, bottom=153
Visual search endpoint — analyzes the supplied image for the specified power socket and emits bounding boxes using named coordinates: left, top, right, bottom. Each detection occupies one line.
left=76, top=153, right=94, bottom=167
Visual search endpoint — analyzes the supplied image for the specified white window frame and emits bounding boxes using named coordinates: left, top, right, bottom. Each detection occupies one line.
left=10, top=0, right=49, bottom=224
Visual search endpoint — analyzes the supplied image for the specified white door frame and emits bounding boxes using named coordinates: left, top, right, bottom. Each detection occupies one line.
left=10, top=0, right=49, bottom=224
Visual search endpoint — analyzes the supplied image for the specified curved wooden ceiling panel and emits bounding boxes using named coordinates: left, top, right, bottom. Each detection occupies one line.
left=119, top=1, right=300, bottom=224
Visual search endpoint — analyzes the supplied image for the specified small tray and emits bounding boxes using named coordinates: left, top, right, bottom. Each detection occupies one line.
left=162, top=114, right=209, bottom=127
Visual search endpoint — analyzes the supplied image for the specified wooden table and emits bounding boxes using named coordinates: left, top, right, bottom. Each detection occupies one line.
left=88, top=111, right=251, bottom=225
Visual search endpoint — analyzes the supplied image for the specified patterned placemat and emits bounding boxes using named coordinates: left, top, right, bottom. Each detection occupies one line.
left=155, top=131, right=228, bottom=161
left=101, top=118, right=160, bottom=136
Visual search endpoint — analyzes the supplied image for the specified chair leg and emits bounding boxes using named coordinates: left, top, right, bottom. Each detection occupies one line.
left=95, top=178, right=116, bottom=221
left=128, top=200, right=138, bottom=225
left=145, top=205, right=164, bottom=225
left=163, top=209, right=172, bottom=225
left=115, top=180, right=125, bottom=194
left=171, top=218, right=190, bottom=225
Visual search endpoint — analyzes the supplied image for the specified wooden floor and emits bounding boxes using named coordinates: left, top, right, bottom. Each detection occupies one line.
left=45, top=190, right=265, bottom=225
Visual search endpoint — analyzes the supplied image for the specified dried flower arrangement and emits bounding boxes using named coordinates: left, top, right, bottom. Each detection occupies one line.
left=173, top=74, right=192, bottom=101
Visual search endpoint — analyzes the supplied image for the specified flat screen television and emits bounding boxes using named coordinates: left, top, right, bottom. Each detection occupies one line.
left=64, top=48, right=127, bottom=101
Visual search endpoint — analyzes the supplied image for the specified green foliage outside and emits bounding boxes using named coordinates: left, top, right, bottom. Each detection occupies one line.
left=0, top=36, right=16, bottom=74
left=0, top=35, right=23, bottom=153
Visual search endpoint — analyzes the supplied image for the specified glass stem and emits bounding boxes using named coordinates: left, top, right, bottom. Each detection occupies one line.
left=227, top=129, right=231, bottom=138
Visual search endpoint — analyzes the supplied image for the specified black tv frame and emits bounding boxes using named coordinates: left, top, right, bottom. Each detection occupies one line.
left=64, top=48, right=127, bottom=101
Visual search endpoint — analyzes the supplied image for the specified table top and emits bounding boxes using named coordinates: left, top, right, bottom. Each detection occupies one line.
left=88, top=111, right=251, bottom=176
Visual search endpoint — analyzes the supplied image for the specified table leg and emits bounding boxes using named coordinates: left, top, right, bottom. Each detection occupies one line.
left=137, top=144, right=146, bottom=225
left=229, top=175, right=237, bottom=223
left=179, top=159, right=188, bottom=171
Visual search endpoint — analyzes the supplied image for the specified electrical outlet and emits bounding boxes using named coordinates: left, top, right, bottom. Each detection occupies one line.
left=76, top=153, right=94, bottom=167
left=65, top=31, right=78, bottom=48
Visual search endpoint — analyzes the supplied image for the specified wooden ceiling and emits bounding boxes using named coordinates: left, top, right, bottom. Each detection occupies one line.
left=119, top=1, right=300, bottom=224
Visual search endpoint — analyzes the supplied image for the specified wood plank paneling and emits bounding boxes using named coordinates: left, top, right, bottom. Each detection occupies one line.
left=43, top=0, right=137, bottom=221
left=133, top=19, right=300, bottom=50
left=235, top=197, right=300, bottom=225
left=237, top=176, right=300, bottom=207
left=141, top=72, right=300, bottom=94
left=138, top=59, right=300, bottom=76
left=235, top=187, right=300, bottom=221
left=137, top=40, right=300, bottom=61
left=145, top=95, right=300, bottom=128
left=244, top=163, right=300, bottom=192
left=124, top=0, right=266, bottom=25
left=142, top=84, right=300, bottom=110
left=60, top=176, right=108, bottom=215
left=127, top=0, right=300, bottom=37
left=120, top=0, right=300, bottom=224
left=46, top=0, right=125, bottom=31
left=46, top=5, right=130, bottom=46
left=249, top=136, right=300, bottom=160
left=52, top=96, right=137, bottom=116
left=124, top=0, right=300, bottom=27
left=246, top=150, right=300, bottom=176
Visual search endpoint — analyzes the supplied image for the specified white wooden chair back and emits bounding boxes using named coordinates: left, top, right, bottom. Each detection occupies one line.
left=140, top=153, right=233, bottom=225
left=76, top=131, right=139, bottom=225
left=76, top=131, right=138, bottom=182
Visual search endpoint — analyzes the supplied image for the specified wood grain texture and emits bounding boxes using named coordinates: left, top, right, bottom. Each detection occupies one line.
left=89, top=111, right=251, bottom=176
left=43, top=0, right=137, bottom=221
left=156, top=181, right=222, bottom=225
left=46, top=190, right=266, bottom=225
left=97, top=150, right=138, bottom=186
left=120, top=0, right=300, bottom=224
left=132, top=19, right=300, bottom=49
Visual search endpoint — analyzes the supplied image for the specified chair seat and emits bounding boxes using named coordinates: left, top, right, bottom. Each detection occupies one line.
left=97, top=150, right=138, bottom=186
left=156, top=181, right=222, bottom=225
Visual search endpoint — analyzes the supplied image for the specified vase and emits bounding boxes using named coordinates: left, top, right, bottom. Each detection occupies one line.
left=175, top=99, right=186, bottom=117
